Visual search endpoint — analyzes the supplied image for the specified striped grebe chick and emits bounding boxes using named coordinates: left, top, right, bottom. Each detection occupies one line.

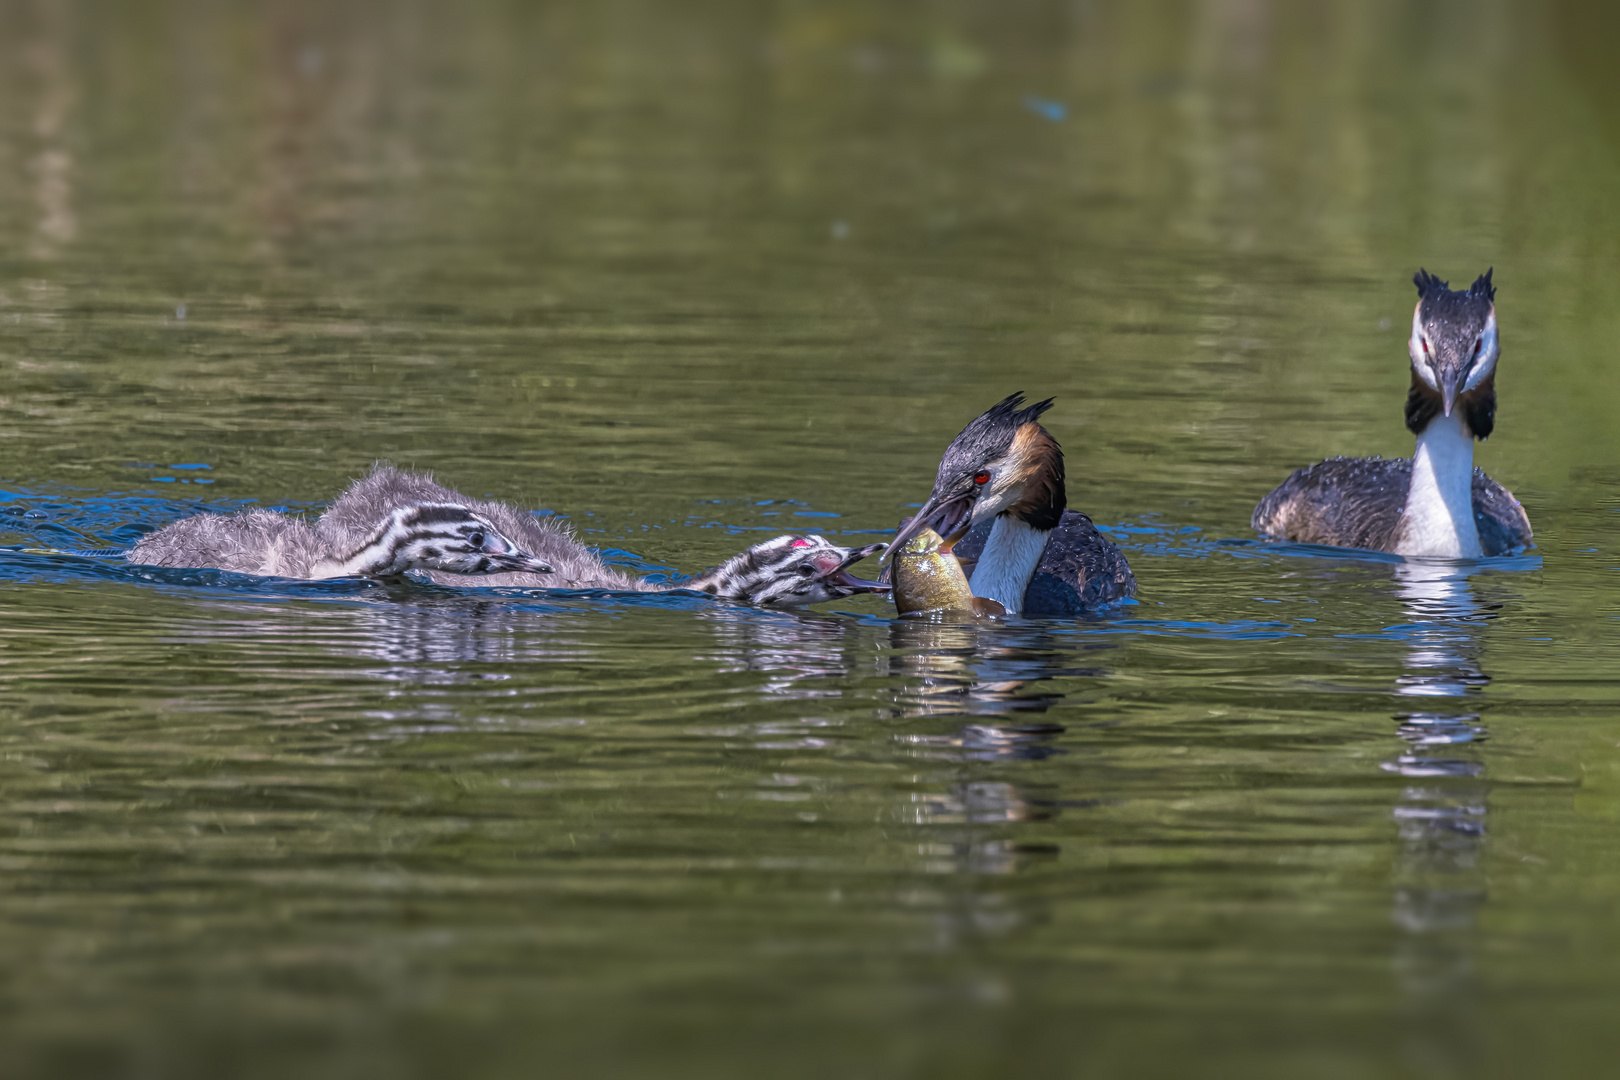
left=681, top=534, right=889, bottom=606
left=1253, top=269, right=1531, bottom=558
left=885, top=394, right=1135, bottom=616
left=311, top=465, right=888, bottom=605
left=126, top=502, right=555, bottom=580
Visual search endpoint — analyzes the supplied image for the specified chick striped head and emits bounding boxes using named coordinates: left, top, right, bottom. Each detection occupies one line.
left=688, top=535, right=889, bottom=606
left=349, top=503, right=554, bottom=578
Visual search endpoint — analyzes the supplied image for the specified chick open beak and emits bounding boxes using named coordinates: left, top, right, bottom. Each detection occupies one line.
left=827, top=541, right=890, bottom=593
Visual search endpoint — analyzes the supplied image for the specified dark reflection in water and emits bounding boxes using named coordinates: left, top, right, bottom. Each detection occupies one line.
left=338, top=596, right=599, bottom=675
left=880, top=618, right=1108, bottom=957
left=694, top=603, right=864, bottom=701
left=1386, top=561, right=1495, bottom=1073
left=884, top=618, right=1097, bottom=718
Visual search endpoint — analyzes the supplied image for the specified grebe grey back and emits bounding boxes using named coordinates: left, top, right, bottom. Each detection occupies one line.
left=126, top=502, right=555, bottom=580
left=885, top=394, right=1135, bottom=615
left=1253, top=269, right=1531, bottom=558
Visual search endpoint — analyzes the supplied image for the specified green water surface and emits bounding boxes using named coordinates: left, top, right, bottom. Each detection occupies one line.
left=2, top=2, right=1620, bottom=1076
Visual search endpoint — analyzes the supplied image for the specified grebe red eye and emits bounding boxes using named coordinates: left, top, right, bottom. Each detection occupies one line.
left=973, top=471, right=990, bottom=485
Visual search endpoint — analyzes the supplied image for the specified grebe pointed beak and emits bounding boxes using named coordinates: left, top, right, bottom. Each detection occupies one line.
left=882, top=491, right=973, bottom=564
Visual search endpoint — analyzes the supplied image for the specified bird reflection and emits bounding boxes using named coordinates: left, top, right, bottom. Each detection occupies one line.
left=160, top=592, right=572, bottom=674
left=884, top=618, right=1089, bottom=719
left=344, top=598, right=546, bottom=671
left=1385, top=560, right=1494, bottom=1068
left=693, top=604, right=860, bottom=700
left=903, top=778, right=1065, bottom=948
left=900, top=721, right=1069, bottom=763
left=879, top=618, right=1099, bottom=955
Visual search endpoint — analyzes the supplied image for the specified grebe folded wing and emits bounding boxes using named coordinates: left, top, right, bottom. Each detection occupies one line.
left=1471, top=469, right=1532, bottom=556
left=952, top=509, right=1134, bottom=615
left=1252, top=456, right=1410, bottom=552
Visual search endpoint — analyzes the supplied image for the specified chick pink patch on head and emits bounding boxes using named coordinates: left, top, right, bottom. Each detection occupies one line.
left=790, top=538, right=813, bottom=548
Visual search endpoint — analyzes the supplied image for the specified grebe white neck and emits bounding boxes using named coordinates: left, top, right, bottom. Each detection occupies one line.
left=967, top=515, right=1049, bottom=615
left=1396, top=410, right=1482, bottom=559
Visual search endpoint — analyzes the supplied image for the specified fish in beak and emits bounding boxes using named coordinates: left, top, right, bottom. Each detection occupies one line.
left=882, top=486, right=977, bottom=566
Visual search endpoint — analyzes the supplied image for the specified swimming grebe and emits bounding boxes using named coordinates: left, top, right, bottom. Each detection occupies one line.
left=313, top=465, right=889, bottom=604
left=127, top=502, right=555, bottom=580
left=1252, top=269, right=1531, bottom=558
left=884, top=394, right=1135, bottom=615
left=127, top=464, right=889, bottom=606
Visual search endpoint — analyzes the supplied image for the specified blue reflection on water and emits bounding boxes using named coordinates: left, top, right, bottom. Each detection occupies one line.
left=0, top=491, right=1544, bottom=646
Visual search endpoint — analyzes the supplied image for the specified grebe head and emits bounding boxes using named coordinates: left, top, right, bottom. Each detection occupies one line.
left=1407, top=268, right=1498, bottom=436
left=350, top=504, right=556, bottom=578
left=885, top=392, right=1067, bottom=561
left=688, top=535, right=889, bottom=606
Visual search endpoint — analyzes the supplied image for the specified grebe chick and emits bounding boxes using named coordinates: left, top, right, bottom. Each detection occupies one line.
left=126, top=502, right=554, bottom=580
left=313, top=465, right=889, bottom=605
left=1253, top=269, right=1532, bottom=558
left=681, top=535, right=889, bottom=606
left=885, top=394, right=1135, bottom=616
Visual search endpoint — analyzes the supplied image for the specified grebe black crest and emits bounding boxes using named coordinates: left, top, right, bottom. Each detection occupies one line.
left=886, top=393, right=1135, bottom=615
left=128, top=465, right=887, bottom=606
left=1253, top=269, right=1531, bottom=558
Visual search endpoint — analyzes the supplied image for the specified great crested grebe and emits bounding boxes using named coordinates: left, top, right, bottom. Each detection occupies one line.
left=1252, top=269, right=1532, bottom=558
left=885, top=394, right=1135, bottom=615
left=129, top=464, right=889, bottom=606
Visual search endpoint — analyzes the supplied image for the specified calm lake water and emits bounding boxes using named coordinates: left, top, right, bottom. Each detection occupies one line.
left=3, top=1, right=1620, bottom=1076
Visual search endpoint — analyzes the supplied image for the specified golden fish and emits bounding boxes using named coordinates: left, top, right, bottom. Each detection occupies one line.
left=891, top=527, right=1006, bottom=617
